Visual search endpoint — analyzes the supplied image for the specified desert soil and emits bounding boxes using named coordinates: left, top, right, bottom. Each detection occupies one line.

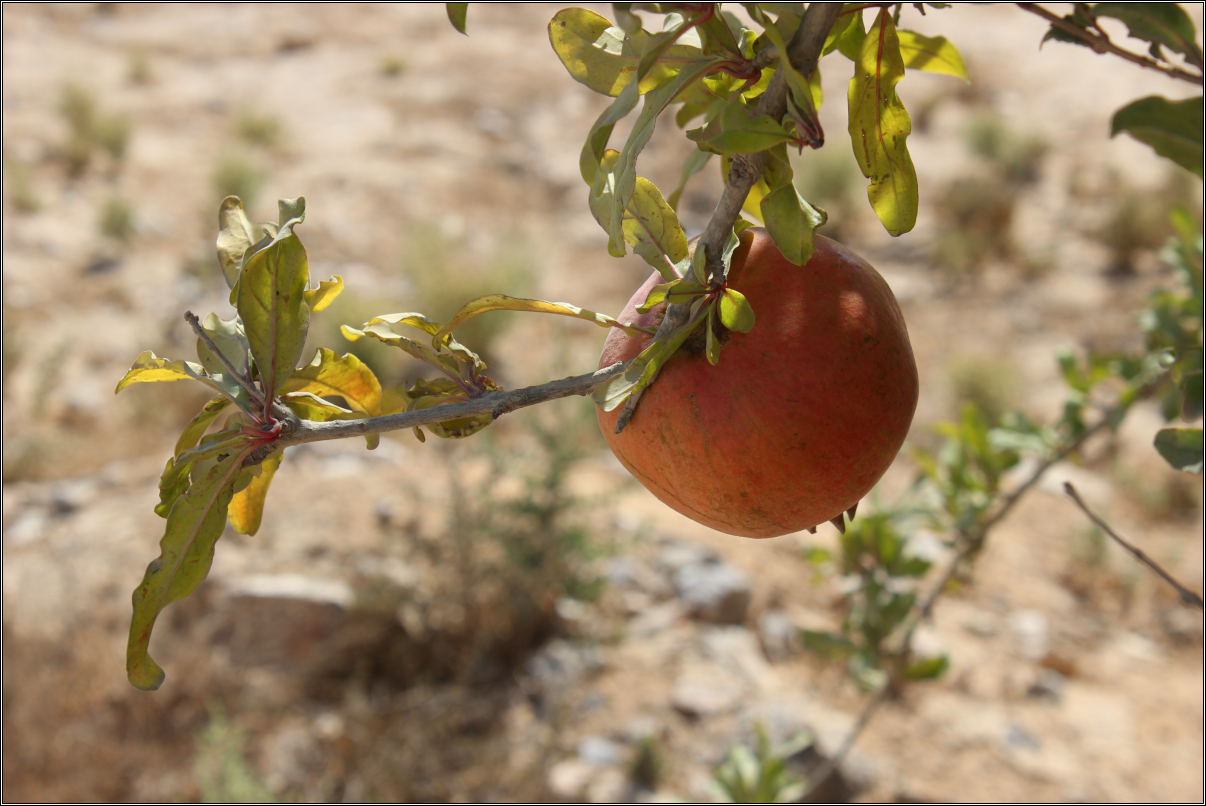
left=2, top=3, right=1202, bottom=803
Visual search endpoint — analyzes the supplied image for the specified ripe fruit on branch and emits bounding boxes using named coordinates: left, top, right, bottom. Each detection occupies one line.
left=597, top=229, right=918, bottom=538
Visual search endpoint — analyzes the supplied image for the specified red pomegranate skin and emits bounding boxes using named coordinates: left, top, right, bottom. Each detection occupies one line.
left=597, top=229, right=918, bottom=538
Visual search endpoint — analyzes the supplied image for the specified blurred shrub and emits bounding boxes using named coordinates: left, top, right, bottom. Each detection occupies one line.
left=628, top=733, right=666, bottom=791
left=711, top=724, right=811, bottom=804
left=126, top=49, right=153, bottom=84
left=192, top=706, right=276, bottom=803
left=57, top=83, right=131, bottom=176
left=792, top=145, right=862, bottom=243
left=99, top=195, right=135, bottom=242
left=212, top=153, right=265, bottom=210
left=948, top=356, right=1019, bottom=425
left=397, top=223, right=535, bottom=364
left=235, top=111, right=285, bottom=150
left=4, top=158, right=40, bottom=213
left=932, top=114, right=1048, bottom=279
left=380, top=55, right=407, bottom=77
left=1093, top=171, right=1201, bottom=275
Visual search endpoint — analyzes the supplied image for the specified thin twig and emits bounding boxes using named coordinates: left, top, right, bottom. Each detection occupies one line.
left=614, top=2, right=844, bottom=432
left=184, top=311, right=264, bottom=411
left=1017, top=3, right=1204, bottom=85
left=1064, top=482, right=1204, bottom=609
left=803, top=408, right=1120, bottom=798
left=273, top=361, right=629, bottom=449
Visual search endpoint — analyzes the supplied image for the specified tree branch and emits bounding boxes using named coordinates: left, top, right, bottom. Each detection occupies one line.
left=1064, top=482, right=1204, bottom=608
left=1017, top=3, right=1205, bottom=85
left=614, top=2, right=844, bottom=432
left=272, top=361, right=628, bottom=448
left=184, top=311, right=264, bottom=411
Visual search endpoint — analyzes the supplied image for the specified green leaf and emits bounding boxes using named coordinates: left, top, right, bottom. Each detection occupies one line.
left=1092, top=3, right=1203, bottom=66
left=155, top=427, right=246, bottom=518
left=848, top=9, right=918, bottom=236
left=128, top=444, right=254, bottom=690
left=1111, top=96, right=1204, bottom=179
left=227, top=448, right=281, bottom=535
left=1181, top=370, right=1203, bottom=421
left=600, top=58, right=719, bottom=254
left=823, top=5, right=866, bottom=60
left=800, top=629, right=857, bottom=660
left=589, top=149, right=690, bottom=276
left=904, top=654, right=950, bottom=680
left=592, top=315, right=700, bottom=412
left=196, top=313, right=248, bottom=377
left=343, top=322, right=467, bottom=382
left=446, top=3, right=468, bottom=35
left=1154, top=427, right=1204, bottom=473
left=115, top=351, right=251, bottom=412
left=304, top=275, right=344, bottom=313
left=705, top=304, right=720, bottom=365
left=759, top=143, right=826, bottom=265
left=236, top=197, right=311, bottom=405
left=636, top=279, right=708, bottom=312
left=689, top=101, right=798, bottom=153
left=896, top=30, right=968, bottom=80
left=548, top=7, right=703, bottom=97
left=215, top=196, right=274, bottom=291
left=174, top=396, right=233, bottom=457
left=435, top=294, right=657, bottom=347
left=719, top=288, right=755, bottom=332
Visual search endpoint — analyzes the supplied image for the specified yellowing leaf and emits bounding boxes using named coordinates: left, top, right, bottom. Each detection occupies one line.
left=896, top=30, right=969, bottom=81
left=304, top=275, right=344, bottom=312
left=128, top=444, right=254, bottom=690
left=236, top=197, right=311, bottom=404
left=847, top=10, right=918, bottom=236
left=116, top=350, right=251, bottom=412
left=227, top=448, right=282, bottom=535
left=549, top=7, right=703, bottom=97
left=434, top=294, right=656, bottom=348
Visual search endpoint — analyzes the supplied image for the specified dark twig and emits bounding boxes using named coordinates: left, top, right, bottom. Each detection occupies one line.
left=1064, top=482, right=1204, bottom=609
left=614, top=2, right=844, bottom=432
left=184, top=311, right=264, bottom=411
left=1017, top=3, right=1204, bottom=85
left=274, top=361, right=629, bottom=449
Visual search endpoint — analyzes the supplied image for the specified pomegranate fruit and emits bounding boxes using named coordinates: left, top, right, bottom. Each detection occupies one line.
left=597, top=228, right=918, bottom=538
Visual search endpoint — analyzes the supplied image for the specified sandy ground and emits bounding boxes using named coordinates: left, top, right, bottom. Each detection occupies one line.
left=3, top=3, right=1202, bottom=802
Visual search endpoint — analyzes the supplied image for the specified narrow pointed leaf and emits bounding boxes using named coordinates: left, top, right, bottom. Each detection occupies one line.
left=896, top=30, right=969, bottom=80
left=1092, top=3, right=1202, bottom=65
left=548, top=8, right=703, bottom=97
left=705, top=304, right=720, bottom=365
left=343, top=323, right=466, bottom=381
left=227, top=448, right=282, bottom=535
left=604, top=58, right=719, bottom=252
left=637, top=280, right=708, bottom=313
left=1111, top=96, right=1204, bottom=179
left=174, top=396, right=233, bottom=456
left=1154, top=427, right=1204, bottom=473
left=592, top=314, right=700, bottom=412
left=236, top=197, right=311, bottom=403
left=196, top=312, right=248, bottom=377
left=216, top=196, right=273, bottom=290
left=848, top=9, right=918, bottom=236
left=304, top=275, right=344, bottom=313
left=155, top=427, right=246, bottom=518
left=116, top=351, right=251, bottom=412
left=435, top=295, right=656, bottom=348
left=904, top=654, right=950, bottom=680
left=759, top=144, right=826, bottom=265
left=446, top=3, right=468, bottom=34
left=823, top=7, right=866, bottom=60
left=128, top=445, right=254, bottom=690
left=719, top=288, right=755, bottom=333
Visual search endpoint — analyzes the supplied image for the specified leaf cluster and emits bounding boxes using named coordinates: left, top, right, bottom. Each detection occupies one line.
left=711, top=723, right=812, bottom=804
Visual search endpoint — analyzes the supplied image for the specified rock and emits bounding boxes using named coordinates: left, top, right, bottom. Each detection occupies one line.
left=607, top=556, right=672, bottom=598
left=523, top=639, right=606, bottom=700
left=626, top=599, right=688, bottom=639
left=586, top=767, right=632, bottom=804
left=757, top=608, right=799, bottom=662
left=671, top=661, right=747, bottom=717
left=700, top=626, right=770, bottom=689
left=673, top=560, right=752, bottom=624
left=1009, top=608, right=1048, bottom=660
left=3, top=508, right=47, bottom=546
left=547, top=759, right=595, bottom=800
left=656, top=539, right=717, bottom=575
left=578, top=735, right=625, bottom=766
left=1026, top=668, right=1066, bottom=701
